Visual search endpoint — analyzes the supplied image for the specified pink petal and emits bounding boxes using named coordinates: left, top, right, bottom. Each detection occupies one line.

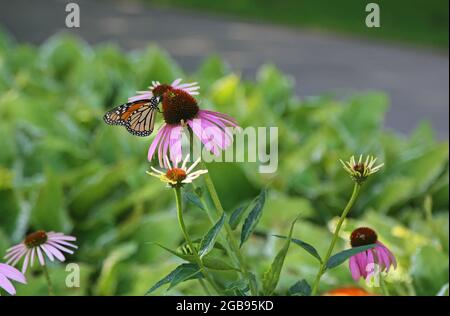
left=0, top=264, right=26, bottom=284
left=0, top=273, right=16, bottom=295
left=7, top=249, right=27, bottom=266
left=43, top=244, right=66, bottom=262
left=36, top=247, right=45, bottom=266
left=171, top=78, right=182, bottom=87
left=356, top=252, right=368, bottom=278
left=49, top=239, right=78, bottom=249
left=21, top=250, right=31, bottom=274
left=40, top=245, right=55, bottom=262
left=47, top=241, right=74, bottom=254
left=168, top=126, right=183, bottom=164
left=157, top=126, right=170, bottom=167
left=349, top=256, right=361, bottom=281
left=148, top=125, right=166, bottom=162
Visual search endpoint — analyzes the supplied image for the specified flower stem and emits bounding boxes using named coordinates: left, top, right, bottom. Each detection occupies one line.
left=200, top=164, right=257, bottom=296
left=42, top=264, right=54, bottom=296
left=380, top=273, right=390, bottom=296
left=311, top=183, right=361, bottom=296
left=174, top=187, right=221, bottom=295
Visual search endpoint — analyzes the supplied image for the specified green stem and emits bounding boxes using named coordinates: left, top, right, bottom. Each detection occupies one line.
left=380, top=273, right=390, bottom=296
left=174, top=187, right=221, bottom=295
left=201, top=164, right=257, bottom=296
left=42, top=264, right=54, bottom=296
left=311, top=183, right=361, bottom=296
left=198, top=279, right=212, bottom=295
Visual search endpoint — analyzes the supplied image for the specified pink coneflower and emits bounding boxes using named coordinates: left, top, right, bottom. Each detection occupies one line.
left=348, top=227, right=397, bottom=281
left=0, top=263, right=26, bottom=296
left=128, top=78, right=200, bottom=102
left=148, top=88, right=238, bottom=166
left=4, top=231, right=77, bottom=274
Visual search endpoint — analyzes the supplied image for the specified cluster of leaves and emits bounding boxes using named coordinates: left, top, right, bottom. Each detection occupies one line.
left=0, top=29, right=448, bottom=295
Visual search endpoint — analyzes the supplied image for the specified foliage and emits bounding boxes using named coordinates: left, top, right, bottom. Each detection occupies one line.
left=0, top=29, right=448, bottom=295
left=147, top=0, right=449, bottom=49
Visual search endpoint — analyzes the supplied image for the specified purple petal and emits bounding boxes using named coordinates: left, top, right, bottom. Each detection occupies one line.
left=158, top=126, right=170, bottom=167
left=168, top=126, right=183, bottom=165
left=21, top=250, right=31, bottom=274
left=47, top=241, right=74, bottom=254
left=148, top=125, right=166, bottom=162
left=36, top=247, right=46, bottom=266
left=349, top=256, right=361, bottom=281
left=356, top=252, right=368, bottom=278
left=49, top=239, right=78, bottom=249
left=0, top=264, right=26, bottom=284
left=0, top=273, right=16, bottom=295
left=43, top=244, right=66, bottom=262
left=40, top=244, right=55, bottom=262
left=7, top=249, right=27, bottom=266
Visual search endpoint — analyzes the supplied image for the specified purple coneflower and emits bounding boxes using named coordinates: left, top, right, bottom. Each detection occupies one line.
left=348, top=227, right=397, bottom=281
left=4, top=231, right=77, bottom=274
left=0, top=263, right=26, bottom=296
left=148, top=87, right=238, bottom=166
left=128, top=78, right=200, bottom=102
left=147, top=154, right=208, bottom=188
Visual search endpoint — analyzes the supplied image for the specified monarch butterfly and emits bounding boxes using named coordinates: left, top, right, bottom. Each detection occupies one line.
left=103, top=96, right=161, bottom=137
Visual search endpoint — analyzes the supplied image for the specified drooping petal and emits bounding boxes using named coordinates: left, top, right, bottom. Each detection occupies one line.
left=0, top=273, right=16, bottom=295
left=40, top=244, right=55, bottom=262
left=21, top=250, right=31, bottom=274
left=0, top=264, right=26, bottom=284
left=168, top=125, right=183, bottom=165
left=349, top=256, right=361, bottom=281
left=36, top=247, right=45, bottom=266
left=157, top=125, right=170, bottom=167
left=47, top=241, right=74, bottom=254
left=43, top=244, right=66, bottom=262
left=148, top=125, right=167, bottom=162
left=356, top=252, right=368, bottom=278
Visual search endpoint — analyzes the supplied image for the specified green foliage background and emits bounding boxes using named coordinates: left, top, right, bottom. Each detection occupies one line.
left=0, top=29, right=448, bottom=296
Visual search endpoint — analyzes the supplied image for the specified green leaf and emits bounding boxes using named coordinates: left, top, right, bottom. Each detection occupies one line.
left=183, top=191, right=206, bottom=211
left=199, top=213, right=226, bottom=258
left=224, top=280, right=250, bottom=296
left=411, top=245, right=449, bottom=296
left=146, top=263, right=202, bottom=294
left=167, top=264, right=203, bottom=291
left=262, top=216, right=299, bottom=295
left=325, top=244, right=377, bottom=270
left=274, top=235, right=322, bottom=263
left=31, top=170, right=72, bottom=232
left=240, top=188, right=267, bottom=247
left=288, top=279, right=311, bottom=296
left=153, top=243, right=239, bottom=271
left=229, top=204, right=247, bottom=230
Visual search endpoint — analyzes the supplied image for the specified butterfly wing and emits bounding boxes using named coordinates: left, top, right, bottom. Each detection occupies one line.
left=103, top=98, right=159, bottom=137
left=125, top=104, right=158, bottom=137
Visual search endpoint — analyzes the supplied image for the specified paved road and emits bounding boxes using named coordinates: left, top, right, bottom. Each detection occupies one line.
left=1, top=0, right=448, bottom=138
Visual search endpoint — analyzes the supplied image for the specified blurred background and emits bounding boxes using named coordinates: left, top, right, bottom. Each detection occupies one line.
left=0, top=0, right=448, bottom=296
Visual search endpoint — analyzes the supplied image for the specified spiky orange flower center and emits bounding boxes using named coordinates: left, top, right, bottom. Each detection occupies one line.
left=166, top=168, right=187, bottom=183
left=162, top=89, right=199, bottom=125
left=24, top=230, right=48, bottom=248
left=350, top=227, right=377, bottom=247
left=152, top=84, right=172, bottom=97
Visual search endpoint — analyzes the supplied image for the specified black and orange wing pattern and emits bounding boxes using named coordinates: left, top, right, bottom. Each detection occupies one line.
left=103, top=97, right=160, bottom=137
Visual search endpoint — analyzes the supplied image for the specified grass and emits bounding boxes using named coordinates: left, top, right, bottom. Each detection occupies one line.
left=147, top=0, right=449, bottom=49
